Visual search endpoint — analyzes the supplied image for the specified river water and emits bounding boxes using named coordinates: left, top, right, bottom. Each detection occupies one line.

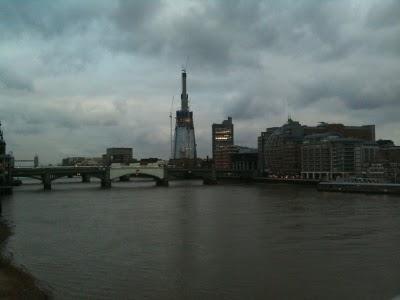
left=1, top=180, right=400, bottom=299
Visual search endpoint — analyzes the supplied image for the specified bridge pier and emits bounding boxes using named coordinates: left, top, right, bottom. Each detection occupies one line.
left=101, top=179, right=111, bottom=189
left=156, top=178, right=169, bottom=187
left=42, top=174, right=52, bottom=190
left=100, top=168, right=111, bottom=189
left=82, top=174, right=91, bottom=183
left=203, top=177, right=218, bottom=185
left=204, top=168, right=217, bottom=185
left=119, top=175, right=130, bottom=182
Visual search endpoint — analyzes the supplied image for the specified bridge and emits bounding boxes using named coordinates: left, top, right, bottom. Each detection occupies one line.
left=11, top=164, right=217, bottom=190
left=12, top=166, right=109, bottom=190
left=109, top=164, right=168, bottom=187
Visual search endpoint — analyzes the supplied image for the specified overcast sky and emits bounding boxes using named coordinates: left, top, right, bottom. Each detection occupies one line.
left=1, top=0, right=399, bottom=164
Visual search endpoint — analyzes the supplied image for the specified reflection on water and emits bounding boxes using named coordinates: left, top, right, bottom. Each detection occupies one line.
left=1, top=181, right=400, bottom=299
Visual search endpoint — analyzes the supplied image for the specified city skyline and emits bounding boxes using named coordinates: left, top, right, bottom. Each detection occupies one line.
left=1, top=0, right=400, bottom=164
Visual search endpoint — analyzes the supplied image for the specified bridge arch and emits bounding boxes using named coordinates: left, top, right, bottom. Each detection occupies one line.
left=13, top=175, right=42, bottom=182
left=110, top=172, right=162, bottom=182
left=109, top=166, right=165, bottom=181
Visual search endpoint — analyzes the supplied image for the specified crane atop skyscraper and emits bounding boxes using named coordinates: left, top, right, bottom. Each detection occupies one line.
left=169, top=96, right=175, bottom=159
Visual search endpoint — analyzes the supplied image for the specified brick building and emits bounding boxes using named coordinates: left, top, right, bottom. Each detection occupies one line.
left=258, top=119, right=376, bottom=177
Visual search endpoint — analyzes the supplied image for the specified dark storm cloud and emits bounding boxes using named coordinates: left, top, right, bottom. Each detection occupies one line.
left=105, top=0, right=166, bottom=54
left=223, top=75, right=286, bottom=121
left=0, top=101, right=119, bottom=135
left=2, top=0, right=400, bottom=162
left=0, top=67, right=33, bottom=91
left=113, top=0, right=162, bottom=29
left=171, top=16, right=232, bottom=69
left=296, top=76, right=400, bottom=111
left=105, top=0, right=274, bottom=69
left=102, top=0, right=379, bottom=72
left=367, top=0, right=400, bottom=29
left=170, top=0, right=265, bottom=69
left=298, top=74, right=400, bottom=109
left=0, top=0, right=108, bottom=38
left=225, top=94, right=283, bottom=120
left=164, top=0, right=277, bottom=69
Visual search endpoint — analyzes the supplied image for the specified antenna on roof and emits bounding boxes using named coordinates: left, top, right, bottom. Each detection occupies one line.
left=284, top=98, right=290, bottom=122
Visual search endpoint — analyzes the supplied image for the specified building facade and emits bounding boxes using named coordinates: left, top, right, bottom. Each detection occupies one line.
left=303, top=123, right=375, bottom=141
left=301, top=134, right=336, bottom=180
left=258, top=119, right=376, bottom=178
left=231, top=147, right=258, bottom=172
left=379, top=146, right=400, bottom=163
left=376, top=143, right=400, bottom=183
left=62, top=156, right=104, bottom=166
left=0, top=122, right=14, bottom=191
left=212, top=117, right=234, bottom=169
left=354, top=142, right=379, bottom=173
left=103, top=148, right=134, bottom=165
left=301, top=135, right=379, bottom=180
left=263, top=119, right=304, bottom=177
left=257, top=127, right=278, bottom=175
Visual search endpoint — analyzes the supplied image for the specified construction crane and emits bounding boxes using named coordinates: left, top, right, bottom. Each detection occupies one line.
left=169, top=96, right=175, bottom=159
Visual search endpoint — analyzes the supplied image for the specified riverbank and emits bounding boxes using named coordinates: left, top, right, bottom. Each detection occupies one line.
left=0, top=219, right=50, bottom=299
left=253, top=177, right=320, bottom=185
left=217, top=176, right=320, bottom=185
left=317, top=181, right=400, bottom=194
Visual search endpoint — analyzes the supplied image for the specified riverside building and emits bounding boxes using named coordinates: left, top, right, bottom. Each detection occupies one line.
left=0, top=122, right=14, bottom=192
left=303, top=122, right=375, bottom=141
left=212, top=117, right=234, bottom=169
left=257, top=127, right=278, bottom=176
left=257, top=119, right=376, bottom=178
left=231, top=147, right=258, bottom=172
left=301, top=135, right=377, bottom=180
left=104, top=148, right=134, bottom=164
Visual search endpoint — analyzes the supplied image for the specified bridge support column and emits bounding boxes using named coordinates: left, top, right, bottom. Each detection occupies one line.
left=82, top=174, right=91, bottom=183
left=204, top=168, right=217, bottom=185
left=42, top=174, right=52, bottom=190
left=101, top=179, right=111, bottom=188
left=156, top=179, right=169, bottom=187
left=101, top=168, right=111, bottom=188
left=203, top=177, right=218, bottom=185
left=119, top=175, right=130, bottom=182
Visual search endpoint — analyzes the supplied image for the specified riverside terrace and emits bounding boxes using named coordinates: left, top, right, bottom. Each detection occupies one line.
left=11, top=164, right=218, bottom=190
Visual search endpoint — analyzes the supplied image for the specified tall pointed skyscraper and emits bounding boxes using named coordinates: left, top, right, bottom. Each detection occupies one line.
left=173, top=69, right=197, bottom=160
left=0, top=122, right=6, bottom=156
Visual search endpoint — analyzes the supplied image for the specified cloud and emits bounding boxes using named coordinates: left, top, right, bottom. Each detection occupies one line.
left=1, top=0, right=400, bottom=163
left=0, top=0, right=110, bottom=38
left=296, top=78, right=400, bottom=110
left=0, top=67, right=34, bottom=91
left=367, top=0, right=400, bottom=29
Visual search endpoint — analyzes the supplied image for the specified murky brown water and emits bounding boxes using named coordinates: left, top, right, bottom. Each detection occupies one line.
left=1, top=180, right=400, bottom=299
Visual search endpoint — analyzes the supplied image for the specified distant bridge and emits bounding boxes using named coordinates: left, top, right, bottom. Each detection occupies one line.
left=12, top=166, right=109, bottom=190
left=11, top=164, right=217, bottom=190
left=109, top=164, right=168, bottom=187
